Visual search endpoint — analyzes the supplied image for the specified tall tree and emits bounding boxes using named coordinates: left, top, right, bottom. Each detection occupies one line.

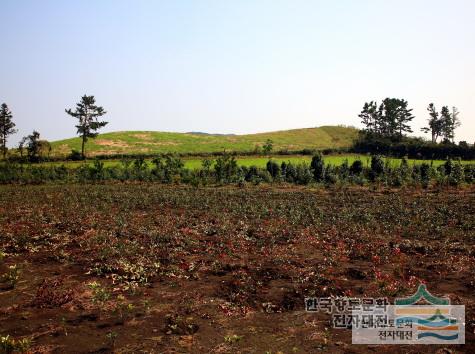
left=25, top=131, right=41, bottom=162
left=440, top=106, right=460, bottom=143
left=360, top=98, right=414, bottom=140
left=359, top=101, right=380, bottom=134
left=380, top=98, right=414, bottom=139
left=18, top=137, right=27, bottom=158
left=263, top=139, right=273, bottom=154
left=23, top=131, right=51, bottom=162
left=0, top=103, right=17, bottom=158
left=421, top=103, right=442, bottom=143
left=394, top=99, right=414, bottom=138
left=450, top=106, right=461, bottom=143
left=421, top=104, right=461, bottom=143
left=65, top=95, right=107, bottom=159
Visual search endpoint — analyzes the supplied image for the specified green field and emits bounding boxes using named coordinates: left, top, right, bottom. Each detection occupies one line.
left=50, top=125, right=358, bottom=156
left=42, top=154, right=473, bottom=170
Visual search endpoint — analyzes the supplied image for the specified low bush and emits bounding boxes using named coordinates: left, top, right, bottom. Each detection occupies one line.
left=0, top=154, right=473, bottom=188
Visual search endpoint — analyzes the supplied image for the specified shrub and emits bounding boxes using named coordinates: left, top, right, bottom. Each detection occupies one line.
left=295, top=163, right=313, bottom=185
left=249, top=169, right=272, bottom=185
left=280, top=162, right=288, bottom=180
left=0, top=153, right=474, bottom=188
left=399, top=157, right=411, bottom=183
left=244, top=165, right=259, bottom=182
left=337, top=160, right=350, bottom=180
left=388, top=168, right=404, bottom=187
left=214, top=154, right=239, bottom=183
left=310, top=153, right=325, bottom=182
left=67, top=149, right=84, bottom=161
left=201, top=158, right=213, bottom=176
left=349, top=160, right=363, bottom=175
left=420, top=163, right=431, bottom=188
left=449, top=163, right=464, bottom=186
left=443, top=158, right=453, bottom=176
left=163, top=155, right=185, bottom=183
left=132, top=157, right=149, bottom=181
left=283, top=162, right=297, bottom=183
left=369, top=155, right=385, bottom=181
left=324, top=165, right=338, bottom=185
left=151, top=155, right=185, bottom=183
left=90, top=159, right=105, bottom=181
left=263, top=139, right=273, bottom=154
left=266, top=160, right=280, bottom=179
left=464, top=165, right=474, bottom=183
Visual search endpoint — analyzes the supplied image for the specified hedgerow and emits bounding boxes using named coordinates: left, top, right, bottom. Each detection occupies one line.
left=0, top=153, right=473, bottom=187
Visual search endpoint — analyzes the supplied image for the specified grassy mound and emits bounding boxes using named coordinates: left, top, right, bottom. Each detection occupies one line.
left=50, top=125, right=358, bottom=156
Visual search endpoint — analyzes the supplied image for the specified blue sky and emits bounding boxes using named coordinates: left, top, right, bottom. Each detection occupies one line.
left=1, top=0, right=474, bottom=145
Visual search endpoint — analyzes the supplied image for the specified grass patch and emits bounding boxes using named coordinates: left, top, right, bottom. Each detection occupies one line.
left=49, top=126, right=359, bottom=157
left=39, top=154, right=474, bottom=170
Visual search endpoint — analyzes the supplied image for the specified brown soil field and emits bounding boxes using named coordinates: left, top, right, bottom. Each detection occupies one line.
left=0, top=184, right=474, bottom=353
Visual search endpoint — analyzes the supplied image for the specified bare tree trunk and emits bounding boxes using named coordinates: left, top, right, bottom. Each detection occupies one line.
left=1, top=131, right=5, bottom=158
left=81, top=134, right=86, bottom=159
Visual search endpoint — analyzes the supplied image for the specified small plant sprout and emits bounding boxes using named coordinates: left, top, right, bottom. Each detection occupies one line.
left=87, top=281, right=111, bottom=304
left=106, top=331, right=118, bottom=349
left=113, top=295, right=136, bottom=321
left=0, top=335, right=32, bottom=353
left=142, top=299, right=152, bottom=314
left=61, top=317, right=68, bottom=336
left=3, top=264, right=21, bottom=288
left=224, top=334, right=243, bottom=344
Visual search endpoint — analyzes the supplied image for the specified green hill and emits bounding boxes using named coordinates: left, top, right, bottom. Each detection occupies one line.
left=50, top=125, right=358, bottom=156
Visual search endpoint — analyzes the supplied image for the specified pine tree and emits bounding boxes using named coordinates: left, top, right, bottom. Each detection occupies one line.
left=394, top=99, right=414, bottom=138
left=421, top=104, right=460, bottom=144
left=310, top=153, right=325, bottom=182
left=25, top=131, right=41, bottom=162
left=358, top=101, right=380, bottom=134
left=421, top=103, right=442, bottom=143
left=379, top=98, right=414, bottom=139
left=0, top=103, right=17, bottom=158
left=65, top=95, right=107, bottom=159
left=450, top=107, right=461, bottom=143
left=440, top=106, right=454, bottom=143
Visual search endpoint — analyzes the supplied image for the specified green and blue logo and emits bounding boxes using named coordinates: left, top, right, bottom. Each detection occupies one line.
left=395, top=284, right=461, bottom=342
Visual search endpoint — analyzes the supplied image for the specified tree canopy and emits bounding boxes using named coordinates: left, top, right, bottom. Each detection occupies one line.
left=359, top=98, right=414, bottom=141
left=0, top=103, right=17, bottom=158
left=65, top=95, right=107, bottom=159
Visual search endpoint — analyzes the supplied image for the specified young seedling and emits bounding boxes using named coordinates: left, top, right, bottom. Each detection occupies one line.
left=2, top=265, right=21, bottom=288
left=87, top=281, right=111, bottom=305
left=61, top=317, right=68, bottom=336
left=106, top=331, right=118, bottom=349
left=0, top=335, right=32, bottom=354
left=142, top=299, right=152, bottom=314
left=224, top=334, right=243, bottom=344
left=113, top=295, right=135, bottom=322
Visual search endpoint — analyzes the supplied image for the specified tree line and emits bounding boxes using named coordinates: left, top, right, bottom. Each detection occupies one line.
left=0, top=95, right=108, bottom=161
left=0, top=95, right=472, bottom=162
left=356, top=98, right=473, bottom=159
left=422, top=104, right=460, bottom=143
left=359, top=98, right=461, bottom=143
